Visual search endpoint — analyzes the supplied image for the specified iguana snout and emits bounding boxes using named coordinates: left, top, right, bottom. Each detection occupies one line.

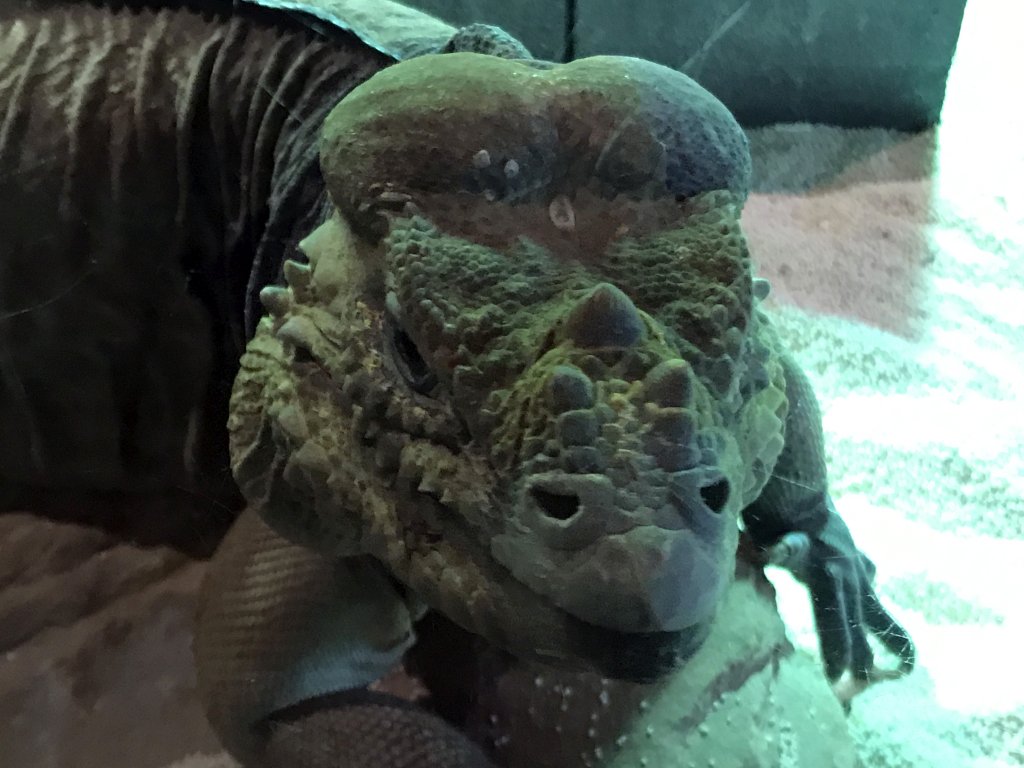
left=469, top=283, right=736, bottom=634
left=509, top=469, right=731, bottom=634
left=489, top=350, right=737, bottom=634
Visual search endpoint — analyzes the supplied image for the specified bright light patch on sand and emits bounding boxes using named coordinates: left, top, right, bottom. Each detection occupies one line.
left=826, top=393, right=1023, bottom=457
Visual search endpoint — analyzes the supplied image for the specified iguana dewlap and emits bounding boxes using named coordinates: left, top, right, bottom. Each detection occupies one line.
left=0, top=3, right=914, bottom=766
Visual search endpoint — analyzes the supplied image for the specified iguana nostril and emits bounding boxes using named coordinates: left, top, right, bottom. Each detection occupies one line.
left=699, top=478, right=730, bottom=514
left=530, top=486, right=581, bottom=521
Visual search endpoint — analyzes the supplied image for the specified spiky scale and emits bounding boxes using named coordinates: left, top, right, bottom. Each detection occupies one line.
left=564, top=284, right=645, bottom=350
left=260, top=286, right=292, bottom=318
left=283, top=259, right=313, bottom=297
left=548, top=366, right=596, bottom=412
left=644, top=360, right=693, bottom=407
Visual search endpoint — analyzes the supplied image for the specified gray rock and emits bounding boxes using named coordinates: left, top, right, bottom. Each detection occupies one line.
left=458, top=557, right=856, bottom=767
left=575, top=0, right=966, bottom=130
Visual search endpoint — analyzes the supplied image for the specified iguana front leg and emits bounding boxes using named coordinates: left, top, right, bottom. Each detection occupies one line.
left=741, top=351, right=915, bottom=694
left=195, top=507, right=496, bottom=767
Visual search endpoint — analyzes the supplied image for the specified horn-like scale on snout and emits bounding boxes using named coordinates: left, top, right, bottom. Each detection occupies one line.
left=564, top=284, right=645, bottom=350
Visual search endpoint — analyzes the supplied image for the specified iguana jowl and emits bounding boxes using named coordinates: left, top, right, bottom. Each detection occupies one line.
left=0, top=2, right=914, bottom=766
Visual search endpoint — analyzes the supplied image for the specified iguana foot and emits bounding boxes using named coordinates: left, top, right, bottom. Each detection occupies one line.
left=761, top=512, right=916, bottom=693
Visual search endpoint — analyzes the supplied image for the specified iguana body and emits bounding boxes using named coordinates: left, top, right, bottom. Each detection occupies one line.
left=0, top=3, right=913, bottom=766
left=0, top=0, right=387, bottom=500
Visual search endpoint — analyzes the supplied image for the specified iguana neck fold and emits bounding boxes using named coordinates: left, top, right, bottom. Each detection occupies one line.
left=166, top=5, right=392, bottom=344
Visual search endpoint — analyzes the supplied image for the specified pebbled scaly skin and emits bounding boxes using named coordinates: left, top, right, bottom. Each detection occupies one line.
left=1, top=5, right=913, bottom=766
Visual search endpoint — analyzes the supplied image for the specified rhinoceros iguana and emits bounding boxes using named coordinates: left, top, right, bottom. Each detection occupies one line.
left=0, top=1, right=914, bottom=766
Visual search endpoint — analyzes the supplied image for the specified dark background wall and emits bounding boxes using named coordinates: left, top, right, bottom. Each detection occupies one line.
left=402, top=0, right=968, bottom=130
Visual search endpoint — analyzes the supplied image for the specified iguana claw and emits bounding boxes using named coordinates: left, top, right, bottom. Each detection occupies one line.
left=765, top=531, right=812, bottom=569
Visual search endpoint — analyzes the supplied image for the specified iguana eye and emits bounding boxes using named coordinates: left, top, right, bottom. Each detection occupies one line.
left=387, top=320, right=438, bottom=395
left=292, top=344, right=316, bottom=365
left=699, top=478, right=730, bottom=514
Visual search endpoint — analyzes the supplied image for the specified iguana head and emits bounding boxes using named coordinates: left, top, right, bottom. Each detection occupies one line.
left=229, top=53, right=788, bottom=681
